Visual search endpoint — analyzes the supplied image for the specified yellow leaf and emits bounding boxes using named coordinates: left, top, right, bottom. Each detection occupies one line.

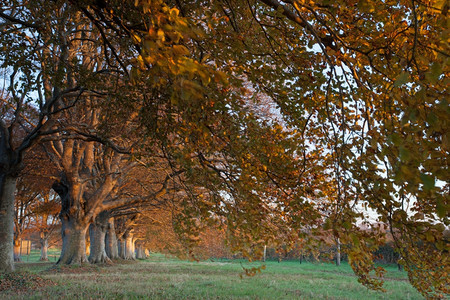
left=173, top=45, right=189, bottom=56
left=132, top=33, right=141, bottom=44
left=157, top=29, right=165, bottom=41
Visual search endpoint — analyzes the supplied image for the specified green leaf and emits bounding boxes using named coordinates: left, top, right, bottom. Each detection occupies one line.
left=394, top=72, right=409, bottom=87
left=427, top=62, right=442, bottom=83
left=420, top=173, right=435, bottom=191
left=426, top=112, right=438, bottom=126
left=436, top=198, right=446, bottom=218
left=343, top=221, right=351, bottom=230
left=436, top=204, right=446, bottom=219
left=351, top=233, right=360, bottom=247
left=388, top=133, right=402, bottom=146
left=399, top=146, right=410, bottom=162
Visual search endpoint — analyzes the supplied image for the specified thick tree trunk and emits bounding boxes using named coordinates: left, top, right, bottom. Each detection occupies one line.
left=13, top=238, right=21, bottom=262
left=0, top=174, right=17, bottom=272
left=57, top=217, right=89, bottom=265
left=119, top=232, right=135, bottom=260
left=105, top=218, right=119, bottom=260
left=135, top=242, right=146, bottom=259
left=54, top=178, right=90, bottom=265
left=39, top=233, right=49, bottom=261
left=89, top=212, right=111, bottom=263
left=125, top=233, right=135, bottom=260
left=118, top=238, right=126, bottom=259
left=88, top=224, right=110, bottom=263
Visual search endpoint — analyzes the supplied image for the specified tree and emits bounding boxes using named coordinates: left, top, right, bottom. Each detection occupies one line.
left=0, top=0, right=89, bottom=272
left=1, top=0, right=448, bottom=297
left=33, top=190, right=60, bottom=261
left=158, top=1, right=448, bottom=297
left=124, top=0, right=447, bottom=297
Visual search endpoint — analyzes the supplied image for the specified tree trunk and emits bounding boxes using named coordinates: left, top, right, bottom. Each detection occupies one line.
left=118, top=238, right=126, bottom=259
left=105, top=218, right=119, bottom=260
left=89, top=212, right=111, bottom=263
left=0, top=174, right=17, bottom=272
left=263, top=245, right=266, bottom=262
left=57, top=216, right=89, bottom=265
left=13, top=237, right=21, bottom=262
left=122, top=232, right=135, bottom=260
left=135, top=243, right=146, bottom=259
left=336, top=238, right=341, bottom=266
left=39, top=232, right=49, bottom=261
left=86, top=235, right=90, bottom=257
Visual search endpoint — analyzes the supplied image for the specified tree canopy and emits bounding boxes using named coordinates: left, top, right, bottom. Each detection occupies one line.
left=1, top=0, right=448, bottom=298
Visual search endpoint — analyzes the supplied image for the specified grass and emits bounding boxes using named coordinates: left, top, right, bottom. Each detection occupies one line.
left=1, top=253, right=424, bottom=299
left=15, top=248, right=61, bottom=263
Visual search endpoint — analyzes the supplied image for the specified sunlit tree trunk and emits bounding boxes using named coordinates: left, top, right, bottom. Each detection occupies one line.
left=13, top=237, right=21, bottom=262
left=85, top=233, right=90, bottom=257
left=122, top=232, right=135, bottom=260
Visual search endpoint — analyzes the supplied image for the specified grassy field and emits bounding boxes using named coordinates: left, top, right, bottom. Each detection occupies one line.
left=14, top=248, right=61, bottom=263
left=1, top=252, right=424, bottom=299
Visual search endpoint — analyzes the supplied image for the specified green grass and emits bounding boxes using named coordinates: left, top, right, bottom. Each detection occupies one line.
left=16, top=248, right=61, bottom=263
left=2, top=253, right=424, bottom=299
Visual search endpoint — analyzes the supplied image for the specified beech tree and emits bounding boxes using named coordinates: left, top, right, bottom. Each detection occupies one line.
left=33, top=0, right=446, bottom=296
left=33, top=190, right=60, bottom=261
left=1, top=0, right=448, bottom=298
left=13, top=176, right=36, bottom=262
left=0, top=1, right=89, bottom=271
left=119, top=0, right=448, bottom=297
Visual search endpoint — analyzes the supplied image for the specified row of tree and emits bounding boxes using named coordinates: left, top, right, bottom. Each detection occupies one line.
left=1, top=0, right=448, bottom=298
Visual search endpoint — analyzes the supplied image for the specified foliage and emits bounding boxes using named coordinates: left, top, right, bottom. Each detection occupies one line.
left=1, top=0, right=448, bottom=297
left=126, top=0, right=449, bottom=297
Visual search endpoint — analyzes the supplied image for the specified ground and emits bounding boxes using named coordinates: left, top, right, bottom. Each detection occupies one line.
left=0, top=251, right=424, bottom=299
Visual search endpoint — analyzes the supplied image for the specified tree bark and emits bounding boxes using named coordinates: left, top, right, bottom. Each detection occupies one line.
left=105, top=218, right=119, bottom=259
left=125, top=233, right=135, bottom=260
left=86, top=238, right=90, bottom=257
left=118, top=238, right=126, bottom=259
left=39, top=232, right=49, bottom=261
left=119, top=232, right=135, bottom=260
left=13, top=237, right=21, bottom=262
left=336, top=238, right=341, bottom=266
left=57, top=216, right=89, bottom=265
left=89, top=212, right=111, bottom=263
left=135, top=242, right=146, bottom=259
left=54, top=178, right=91, bottom=265
left=0, top=174, right=17, bottom=272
